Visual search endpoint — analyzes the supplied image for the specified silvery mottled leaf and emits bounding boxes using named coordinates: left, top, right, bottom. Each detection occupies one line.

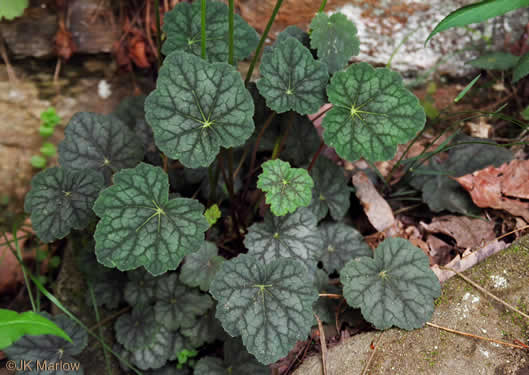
left=179, top=242, right=224, bottom=292
left=124, top=268, right=158, bottom=306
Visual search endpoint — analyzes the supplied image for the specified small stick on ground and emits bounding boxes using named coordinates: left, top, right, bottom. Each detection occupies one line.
left=0, top=36, right=17, bottom=83
left=426, top=322, right=526, bottom=349
left=314, top=313, right=328, bottom=375
left=440, top=266, right=529, bottom=321
left=319, top=293, right=342, bottom=299
left=361, top=331, right=384, bottom=375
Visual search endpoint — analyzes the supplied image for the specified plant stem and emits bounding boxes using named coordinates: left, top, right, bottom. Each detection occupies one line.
left=245, top=0, right=284, bottom=84
left=201, top=0, right=207, bottom=59
left=317, top=0, right=328, bottom=12
left=88, top=282, right=113, bottom=375
left=154, top=0, right=162, bottom=67
left=228, top=0, right=235, bottom=65
left=307, top=140, right=325, bottom=172
left=272, top=111, right=295, bottom=159
left=426, top=322, right=526, bottom=349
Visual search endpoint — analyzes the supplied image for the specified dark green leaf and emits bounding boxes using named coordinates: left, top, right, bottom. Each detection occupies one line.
left=513, top=50, right=529, bottom=83
left=0, top=310, right=72, bottom=350
left=58, top=113, right=144, bottom=184
left=309, top=12, right=360, bottom=74
left=322, top=62, right=426, bottom=162
left=24, top=167, right=104, bottom=243
left=130, top=325, right=172, bottom=370
left=154, top=273, right=213, bottom=330
left=112, top=95, right=146, bottom=129
left=86, top=271, right=125, bottom=309
left=4, top=312, right=87, bottom=374
left=318, top=222, right=371, bottom=273
left=180, top=306, right=224, bottom=348
left=244, top=208, right=323, bottom=272
left=179, top=241, right=224, bottom=292
left=161, top=0, right=258, bottom=63
left=115, top=305, right=159, bottom=351
left=425, top=0, right=529, bottom=44
left=210, top=254, right=318, bottom=364
left=257, top=159, right=314, bottom=216
left=124, top=269, right=158, bottom=306
left=341, top=238, right=441, bottom=330
left=257, top=38, right=328, bottom=115
left=145, top=51, right=255, bottom=168
left=308, top=157, right=350, bottom=221
left=93, top=163, right=209, bottom=276
left=468, top=52, right=520, bottom=70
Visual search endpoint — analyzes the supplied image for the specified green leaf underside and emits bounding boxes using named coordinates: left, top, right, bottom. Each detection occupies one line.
left=257, top=38, right=328, bottom=115
left=180, top=241, right=225, bottom=291
left=154, top=273, right=213, bottom=331
left=257, top=159, right=314, bottom=216
left=130, top=326, right=172, bottom=370
left=124, top=268, right=158, bottom=305
left=468, top=52, right=520, bottom=70
left=309, top=12, right=360, bottom=74
left=93, top=163, right=209, bottom=276
left=426, top=0, right=529, bottom=44
left=244, top=208, right=323, bottom=272
left=161, top=0, right=258, bottom=63
left=322, top=62, right=426, bottom=162
left=341, top=238, right=441, bottom=330
left=194, top=339, right=269, bottom=374
left=115, top=305, right=159, bottom=351
left=58, top=112, right=144, bottom=184
left=145, top=51, right=255, bottom=168
left=309, top=157, right=350, bottom=221
left=513, top=50, right=529, bottom=83
left=410, top=136, right=513, bottom=214
left=24, top=167, right=104, bottom=243
left=319, top=222, right=372, bottom=273
left=0, top=310, right=72, bottom=350
left=210, top=254, right=318, bottom=364
left=4, top=313, right=87, bottom=374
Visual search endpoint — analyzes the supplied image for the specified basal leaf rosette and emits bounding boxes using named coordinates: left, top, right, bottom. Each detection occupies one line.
left=161, top=0, right=258, bottom=63
left=309, top=12, right=360, bottom=74
left=257, top=159, right=314, bottom=216
left=93, top=163, right=209, bottom=276
left=58, top=112, right=144, bottom=184
left=244, top=208, right=323, bottom=273
left=210, top=254, right=319, bottom=364
left=340, top=238, right=441, bottom=330
left=145, top=51, right=255, bottom=168
left=257, top=37, right=328, bottom=115
left=322, top=62, right=426, bottom=162
left=24, top=167, right=104, bottom=243
left=308, top=156, right=351, bottom=221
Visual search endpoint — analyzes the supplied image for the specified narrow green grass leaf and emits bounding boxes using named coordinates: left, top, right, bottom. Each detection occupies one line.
left=454, top=74, right=480, bottom=103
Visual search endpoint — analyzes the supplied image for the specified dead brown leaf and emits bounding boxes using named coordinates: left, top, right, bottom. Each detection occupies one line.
left=455, top=160, right=529, bottom=222
left=421, top=215, right=496, bottom=249
left=352, top=171, right=395, bottom=233
left=426, top=234, right=453, bottom=266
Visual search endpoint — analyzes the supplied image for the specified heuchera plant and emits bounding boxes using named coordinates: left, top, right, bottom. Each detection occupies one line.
left=14, top=0, right=441, bottom=372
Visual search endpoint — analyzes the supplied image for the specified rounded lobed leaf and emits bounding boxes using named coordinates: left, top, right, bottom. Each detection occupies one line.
left=244, top=208, right=323, bottom=272
left=319, top=222, right=372, bottom=273
left=115, top=305, right=159, bottom=351
left=308, top=156, right=351, bottom=221
left=130, top=325, right=172, bottom=370
left=257, top=37, right=328, bottom=115
left=322, top=62, right=426, bottom=162
left=93, top=163, right=209, bottom=276
left=179, top=241, right=224, bottom=292
left=154, top=273, right=213, bottom=331
left=210, top=254, right=318, bottom=364
left=124, top=269, right=158, bottom=305
left=58, top=112, right=144, bottom=184
left=161, top=0, right=258, bottom=63
left=145, top=51, right=255, bottom=168
left=340, top=237, right=441, bottom=330
left=24, top=167, right=104, bottom=243
left=180, top=307, right=224, bottom=348
left=257, top=159, right=314, bottom=216
left=309, top=12, right=360, bottom=74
